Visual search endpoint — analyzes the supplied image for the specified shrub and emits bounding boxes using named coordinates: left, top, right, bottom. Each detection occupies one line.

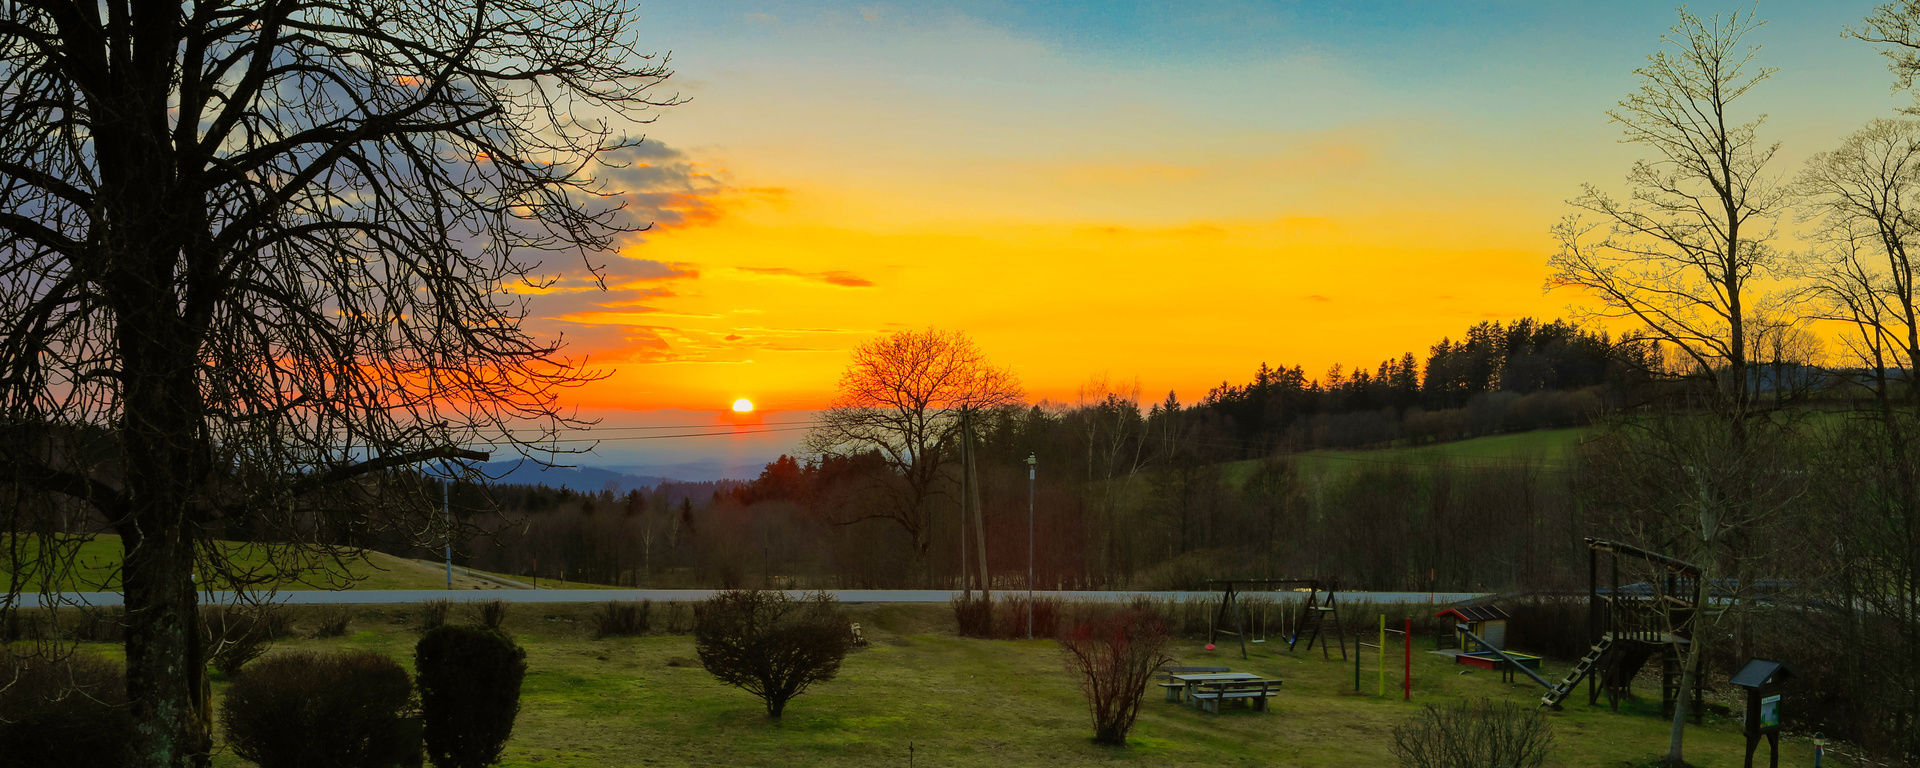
left=590, top=600, right=650, bottom=638
left=0, top=653, right=134, bottom=768
left=416, top=626, right=527, bottom=768
left=67, top=607, right=124, bottom=643
left=951, top=595, right=992, bottom=638
left=993, top=595, right=1061, bottom=639
left=312, top=606, right=352, bottom=638
left=1391, top=698, right=1555, bottom=768
left=222, top=651, right=419, bottom=768
left=1058, top=602, right=1171, bottom=746
left=472, top=600, right=509, bottom=632
left=201, top=604, right=283, bottom=677
left=694, top=590, right=851, bottom=718
left=415, top=599, right=451, bottom=633
left=661, top=602, right=691, bottom=634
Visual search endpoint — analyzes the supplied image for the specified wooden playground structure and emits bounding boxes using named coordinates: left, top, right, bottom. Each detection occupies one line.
left=1205, top=578, right=1347, bottom=660
left=1539, top=537, right=1706, bottom=720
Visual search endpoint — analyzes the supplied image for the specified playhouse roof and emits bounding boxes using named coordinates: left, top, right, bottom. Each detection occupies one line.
left=1434, top=604, right=1509, bottom=623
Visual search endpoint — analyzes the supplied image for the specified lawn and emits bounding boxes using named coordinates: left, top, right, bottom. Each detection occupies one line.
left=99, top=601, right=1840, bottom=768
left=3, top=534, right=515, bottom=592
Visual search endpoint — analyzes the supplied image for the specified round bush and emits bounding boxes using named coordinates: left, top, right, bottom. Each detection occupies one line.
left=0, top=653, right=134, bottom=768
left=221, top=651, right=418, bottom=768
left=415, top=625, right=527, bottom=768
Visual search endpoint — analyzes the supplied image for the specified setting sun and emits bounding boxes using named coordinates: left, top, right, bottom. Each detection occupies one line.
left=731, top=398, right=754, bottom=413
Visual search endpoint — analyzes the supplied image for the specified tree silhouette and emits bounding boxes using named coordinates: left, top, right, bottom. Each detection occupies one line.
left=1549, top=8, right=1782, bottom=416
left=0, top=3, right=676, bottom=765
left=804, top=329, right=1021, bottom=582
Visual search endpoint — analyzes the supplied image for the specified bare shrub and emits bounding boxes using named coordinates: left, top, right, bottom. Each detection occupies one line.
left=415, top=599, right=451, bottom=633
left=590, top=600, right=650, bottom=638
left=221, top=651, right=419, bottom=768
left=65, top=607, right=124, bottom=643
left=694, top=590, right=851, bottom=718
left=1390, top=698, right=1555, bottom=768
left=994, top=595, right=1061, bottom=639
left=312, top=606, right=352, bottom=638
left=201, top=605, right=284, bottom=677
left=950, top=595, right=992, bottom=637
left=0, top=652, right=134, bottom=768
left=661, top=602, right=691, bottom=634
left=1058, top=602, right=1172, bottom=746
left=472, top=600, right=510, bottom=633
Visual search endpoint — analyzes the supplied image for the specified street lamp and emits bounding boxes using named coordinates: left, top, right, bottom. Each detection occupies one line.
left=1026, top=452, right=1037, bottom=640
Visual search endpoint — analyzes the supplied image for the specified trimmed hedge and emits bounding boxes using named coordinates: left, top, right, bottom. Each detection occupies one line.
left=416, top=625, right=527, bottom=768
left=221, top=651, right=418, bottom=768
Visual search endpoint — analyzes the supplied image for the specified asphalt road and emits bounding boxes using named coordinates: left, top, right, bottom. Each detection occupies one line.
left=16, top=589, right=1489, bottom=608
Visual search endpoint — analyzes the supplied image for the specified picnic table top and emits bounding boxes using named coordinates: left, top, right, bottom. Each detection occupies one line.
left=1169, top=672, right=1265, bottom=683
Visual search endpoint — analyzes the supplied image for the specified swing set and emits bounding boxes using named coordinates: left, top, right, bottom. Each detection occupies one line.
left=1204, top=578, right=1348, bottom=660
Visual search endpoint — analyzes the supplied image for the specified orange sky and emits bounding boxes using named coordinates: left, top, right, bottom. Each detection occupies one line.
left=520, top=1, right=1900, bottom=419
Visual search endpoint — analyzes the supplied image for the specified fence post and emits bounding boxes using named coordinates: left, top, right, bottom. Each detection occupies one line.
left=1378, top=614, right=1385, bottom=697
left=1404, top=617, right=1412, bottom=701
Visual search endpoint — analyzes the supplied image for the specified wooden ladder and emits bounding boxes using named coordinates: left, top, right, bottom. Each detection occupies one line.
left=1540, top=632, right=1614, bottom=709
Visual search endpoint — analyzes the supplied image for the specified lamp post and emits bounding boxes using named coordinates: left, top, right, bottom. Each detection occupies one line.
left=1026, top=452, right=1036, bottom=640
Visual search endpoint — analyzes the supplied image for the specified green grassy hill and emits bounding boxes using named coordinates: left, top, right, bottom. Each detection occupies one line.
left=1225, top=427, right=1591, bottom=487
left=2, top=533, right=539, bottom=592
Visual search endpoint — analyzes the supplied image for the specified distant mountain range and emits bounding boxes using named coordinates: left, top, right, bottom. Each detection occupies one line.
left=476, top=458, right=768, bottom=492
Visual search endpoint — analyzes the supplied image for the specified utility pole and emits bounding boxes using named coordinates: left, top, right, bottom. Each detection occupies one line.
left=444, top=478, right=453, bottom=590
left=966, top=411, right=989, bottom=604
left=1026, top=452, right=1036, bottom=640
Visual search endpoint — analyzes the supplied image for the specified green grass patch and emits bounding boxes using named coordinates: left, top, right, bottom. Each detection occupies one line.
left=1222, top=427, right=1591, bottom=488
left=2, top=533, right=533, bottom=592
left=75, top=602, right=1837, bottom=768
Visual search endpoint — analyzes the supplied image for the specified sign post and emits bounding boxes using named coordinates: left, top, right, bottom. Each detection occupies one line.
left=1731, top=659, right=1793, bottom=768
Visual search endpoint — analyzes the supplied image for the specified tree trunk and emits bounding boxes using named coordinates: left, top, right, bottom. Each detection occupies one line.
left=121, top=529, right=209, bottom=768
left=115, top=258, right=212, bottom=768
left=1663, top=640, right=1699, bottom=765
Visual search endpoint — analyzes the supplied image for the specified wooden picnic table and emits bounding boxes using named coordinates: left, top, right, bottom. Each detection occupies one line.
left=1160, top=671, right=1262, bottom=703
left=1188, top=677, right=1283, bottom=713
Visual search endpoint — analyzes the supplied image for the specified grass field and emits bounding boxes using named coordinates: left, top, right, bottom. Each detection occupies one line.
left=50, top=601, right=1833, bottom=768
left=3, top=534, right=516, bottom=592
left=1222, top=427, right=1591, bottom=488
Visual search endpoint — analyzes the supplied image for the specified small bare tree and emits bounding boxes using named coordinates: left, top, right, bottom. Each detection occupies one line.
left=1057, top=602, right=1171, bottom=747
left=803, top=329, right=1021, bottom=582
left=1550, top=7, right=1783, bottom=416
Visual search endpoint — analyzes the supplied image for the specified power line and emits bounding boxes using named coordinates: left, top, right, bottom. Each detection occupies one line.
left=527, top=425, right=818, bottom=443
left=551, top=419, right=824, bottom=432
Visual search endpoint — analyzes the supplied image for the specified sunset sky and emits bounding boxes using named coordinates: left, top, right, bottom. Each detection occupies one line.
left=523, top=1, right=1907, bottom=475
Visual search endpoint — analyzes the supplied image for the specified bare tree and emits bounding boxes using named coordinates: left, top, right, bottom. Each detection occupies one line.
left=803, top=329, right=1021, bottom=582
left=1575, top=412, right=1806, bottom=766
left=1795, top=119, right=1920, bottom=398
left=1070, top=376, right=1149, bottom=586
left=0, top=3, right=677, bottom=765
left=1549, top=7, right=1783, bottom=416
left=1550, top=9, right=1795, bottom=763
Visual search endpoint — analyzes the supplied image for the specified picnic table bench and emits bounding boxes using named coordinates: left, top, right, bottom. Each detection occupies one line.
left=1157, top=666, right=1232, bottom=701
left=1188, top=678, right=1283, bottom=714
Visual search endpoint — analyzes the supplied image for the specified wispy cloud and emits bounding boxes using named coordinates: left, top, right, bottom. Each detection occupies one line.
left=594, top=141, right=729, bottom=239
left=736, top=266, right=875, bottom=288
